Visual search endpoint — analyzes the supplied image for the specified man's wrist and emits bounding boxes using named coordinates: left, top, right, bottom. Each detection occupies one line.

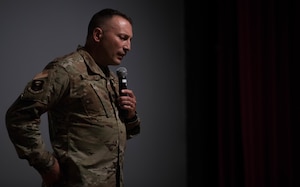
left=33, top=155, right=55, bottom=174
left=125, top=111, right=138, bottom=123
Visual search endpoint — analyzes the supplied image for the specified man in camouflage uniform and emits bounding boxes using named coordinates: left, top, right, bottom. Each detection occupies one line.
left=5, top=8, right=140, bottom=187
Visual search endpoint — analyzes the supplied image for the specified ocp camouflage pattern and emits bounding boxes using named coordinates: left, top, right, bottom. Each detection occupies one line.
left=5, top=46, right=141, bottom=187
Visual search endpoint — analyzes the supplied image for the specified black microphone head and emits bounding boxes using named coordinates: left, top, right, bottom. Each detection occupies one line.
left=117, top=67, right=127, bottom=78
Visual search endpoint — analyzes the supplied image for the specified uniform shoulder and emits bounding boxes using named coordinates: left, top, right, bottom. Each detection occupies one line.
left=53, top=51, right=84, bottom=66
left=45, top=50, right=86, bottom=73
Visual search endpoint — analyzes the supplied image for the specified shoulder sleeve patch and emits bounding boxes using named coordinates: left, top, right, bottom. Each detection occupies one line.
left=28, top=80, right=44, bottom=93
left=27, top=70, right=49, bottom=94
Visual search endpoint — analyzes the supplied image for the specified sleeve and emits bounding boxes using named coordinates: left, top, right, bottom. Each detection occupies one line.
left=125, top=113, right=141, bottom=139
left=5, top=63, right=69, bottom=172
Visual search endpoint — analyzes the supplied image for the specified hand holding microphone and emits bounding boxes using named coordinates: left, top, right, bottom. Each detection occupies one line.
left=117, top=67, right=128, bottom=96
left=116, top=67, right=137, bottom=119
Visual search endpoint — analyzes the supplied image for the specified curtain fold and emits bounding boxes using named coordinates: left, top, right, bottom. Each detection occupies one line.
left=216, top=0, right=297, bottom=186
left=186, top=0, right=300, bottom=186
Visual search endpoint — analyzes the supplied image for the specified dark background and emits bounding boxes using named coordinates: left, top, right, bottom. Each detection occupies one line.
left=186, top=0, right=300, bottom=187
left=1, top=0, right=300, bottom=187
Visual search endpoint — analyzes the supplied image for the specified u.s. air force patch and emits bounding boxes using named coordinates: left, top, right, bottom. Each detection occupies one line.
left=27, top=70, right=49, bottom=94
left=28, top=80, right=44, bottom=93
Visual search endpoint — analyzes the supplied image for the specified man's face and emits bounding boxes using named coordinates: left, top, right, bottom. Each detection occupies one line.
left=98, top=16, right=133, bottom=66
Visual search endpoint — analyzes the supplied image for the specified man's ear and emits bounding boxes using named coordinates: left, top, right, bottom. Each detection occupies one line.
left=93, top=27, right=103, bottom=42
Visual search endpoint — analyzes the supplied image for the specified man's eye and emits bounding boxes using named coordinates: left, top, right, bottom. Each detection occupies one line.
left=120, top=35, right=128, bottom=40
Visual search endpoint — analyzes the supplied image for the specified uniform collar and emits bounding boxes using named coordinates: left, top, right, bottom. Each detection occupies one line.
left=76, top=45, right=115, bottom=80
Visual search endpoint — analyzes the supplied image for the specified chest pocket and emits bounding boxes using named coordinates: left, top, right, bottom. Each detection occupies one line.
left=70, top=74, right=117, bottom=117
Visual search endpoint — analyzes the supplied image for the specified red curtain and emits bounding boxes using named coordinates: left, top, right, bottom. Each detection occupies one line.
left=217, top=0, right=300, bottom=187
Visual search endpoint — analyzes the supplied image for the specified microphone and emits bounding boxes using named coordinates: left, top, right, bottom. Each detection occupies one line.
left=116, top=67, right=128, bottom=96
left=116, top=67, right=128, bottom=118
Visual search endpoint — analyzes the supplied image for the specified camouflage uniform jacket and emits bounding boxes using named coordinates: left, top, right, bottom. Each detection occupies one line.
left=5, top=46, right=141, bottom=187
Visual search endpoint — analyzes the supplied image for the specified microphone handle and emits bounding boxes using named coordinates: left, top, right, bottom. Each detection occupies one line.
left=118, top=77, right=128, bottom=117
left=119, top=77, right=128, bottom=96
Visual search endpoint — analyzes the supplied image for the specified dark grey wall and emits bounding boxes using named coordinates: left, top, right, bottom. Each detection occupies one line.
left=0, top=1, right=186, bottom=186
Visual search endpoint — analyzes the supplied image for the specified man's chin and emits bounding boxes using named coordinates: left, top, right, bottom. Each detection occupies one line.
left=112, top=60, right=122, bottom=66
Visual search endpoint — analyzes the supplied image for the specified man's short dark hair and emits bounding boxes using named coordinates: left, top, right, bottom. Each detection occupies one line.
left=87, top=8, right=133, bottom=38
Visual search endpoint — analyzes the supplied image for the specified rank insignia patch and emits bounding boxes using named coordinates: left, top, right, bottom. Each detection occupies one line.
left=28, top=80, right=44, bottom=93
